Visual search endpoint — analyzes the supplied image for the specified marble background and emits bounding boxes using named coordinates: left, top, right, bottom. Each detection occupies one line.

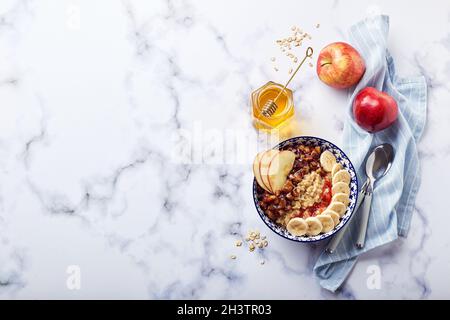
left=0, top=0, right=449, bottom=299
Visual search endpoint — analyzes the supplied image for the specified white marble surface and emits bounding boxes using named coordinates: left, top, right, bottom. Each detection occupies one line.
left=0, top=0, right=449, bottom=299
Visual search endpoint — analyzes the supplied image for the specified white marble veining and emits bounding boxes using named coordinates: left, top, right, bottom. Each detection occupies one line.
left=0, top=0, right=449, bottom=299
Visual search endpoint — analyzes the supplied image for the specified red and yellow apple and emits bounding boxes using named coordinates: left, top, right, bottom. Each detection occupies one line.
left=353, top=87, right=398, bottom=132
left=316, top=42, right=365, bottom=89
left=253, top=150, right=276, bottom=192
left=266, top=151, right=296, bottom=193
left=253, top=150, right=296, bottom=194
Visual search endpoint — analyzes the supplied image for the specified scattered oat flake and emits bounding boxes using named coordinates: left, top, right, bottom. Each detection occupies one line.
left=260, top=260, right=265, bottom=265
left=291, top=26, right=296, bottom=31
left=270, top=57, right=276, bottom=62
left=316, top=23, right=320, bottom=28
left=230, top=255, right=236, bottom=259
left=235, top=240, right=242, bottom=247
left=309, top=62, right=313, bottom=67
left=274, top=67, right=279, bottom=72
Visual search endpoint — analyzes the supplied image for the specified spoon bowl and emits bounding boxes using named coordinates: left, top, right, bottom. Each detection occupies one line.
left=366, top=143, right=394, bottom=182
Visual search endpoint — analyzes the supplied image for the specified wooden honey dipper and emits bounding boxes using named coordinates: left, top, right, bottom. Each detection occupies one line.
left=261, top=47, right=314, bottom=118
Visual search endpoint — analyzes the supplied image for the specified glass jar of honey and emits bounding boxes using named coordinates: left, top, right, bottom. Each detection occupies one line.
left=251, top=81, right=295, bottom=131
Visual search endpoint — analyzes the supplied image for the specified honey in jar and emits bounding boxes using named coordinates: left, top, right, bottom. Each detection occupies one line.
left=251, top=81, right=295, bottom=131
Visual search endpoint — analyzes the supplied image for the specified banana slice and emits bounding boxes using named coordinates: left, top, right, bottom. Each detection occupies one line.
left=316, top=214, right=335, bottom=233
left=323, top=210, right=340, bottom=226
left=319, top=150, right=336, bottom=172
left=286, top=217, right=308, bottom=236
left=327, top=201, right=347, bottom=217
left=305, top=217, right=323, bottom=236
left=332, top=193, right=350, bottom=206
left=332, top=182, right=350, bottom=195
left=332, top=169, right=351, bottom=185
left=331, top=163, right=343, bottom=177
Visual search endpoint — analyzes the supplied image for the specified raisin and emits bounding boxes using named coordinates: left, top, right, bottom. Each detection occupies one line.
left=293, top=170, right=303, bottom=182
left=266, top=210, right=277, bottom=220
left=262, top=195, right=277, bottom=203
left=282, top=180, right=294, bottom=193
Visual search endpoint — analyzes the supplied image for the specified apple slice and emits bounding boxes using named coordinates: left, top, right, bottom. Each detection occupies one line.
left=259, top=150, right=279, bottom=193
left=253, top=152, right=271, bottom=192
left=266, top=150, right=296, bottom=193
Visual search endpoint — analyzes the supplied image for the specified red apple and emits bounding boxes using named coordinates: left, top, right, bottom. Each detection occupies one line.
left=317, top=42, right=365, bottom=89
left=353, top=87, right=398, bottom=132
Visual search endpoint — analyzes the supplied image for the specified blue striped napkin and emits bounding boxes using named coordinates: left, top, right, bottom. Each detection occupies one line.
left=313, top=15, right=427, bottom=292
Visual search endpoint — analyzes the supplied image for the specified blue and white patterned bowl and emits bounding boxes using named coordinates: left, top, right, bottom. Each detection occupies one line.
left=253, top=136, right=359, bottom=243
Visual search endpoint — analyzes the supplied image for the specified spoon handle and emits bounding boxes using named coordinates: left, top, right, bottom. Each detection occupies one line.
left=356, top=186, right=373, bottom=249
left=325, top=210, right=355, bottom=253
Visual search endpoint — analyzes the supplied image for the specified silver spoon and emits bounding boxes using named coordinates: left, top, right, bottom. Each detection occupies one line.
left=356, top=143, right=394, bottom=248
left=326, top=143, right=394, bottom=253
